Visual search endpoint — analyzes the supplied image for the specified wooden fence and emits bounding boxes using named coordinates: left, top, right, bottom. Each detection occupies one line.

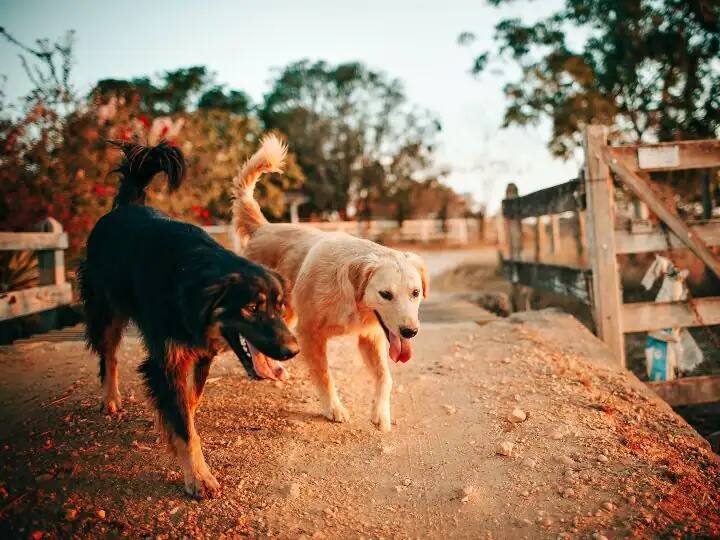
left=205, top=218, right=481, bottom=247
left=501, top=125, right=720, bottom=406
left=0, top=218, right=72, bottom=322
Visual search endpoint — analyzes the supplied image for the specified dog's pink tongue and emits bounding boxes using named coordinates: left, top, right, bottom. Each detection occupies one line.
left=388, top=334, right=413, bottom=363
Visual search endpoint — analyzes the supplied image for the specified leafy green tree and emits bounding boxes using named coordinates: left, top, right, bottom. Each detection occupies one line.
left=198, top=85, right=252, bottom=115
left=461, top=0, right=720, bottom=157
left=91, top=66, right=212, bottom=114
left=261, top=60, right=441, bottom=216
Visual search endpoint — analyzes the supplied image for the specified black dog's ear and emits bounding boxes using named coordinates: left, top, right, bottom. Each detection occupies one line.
left=180, top=273, right=242, bottom=345
left=202, top=273, right=242, bottom=320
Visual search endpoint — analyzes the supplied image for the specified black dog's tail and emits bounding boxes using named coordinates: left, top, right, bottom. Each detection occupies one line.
left=109, top=141, right=186, bottom=207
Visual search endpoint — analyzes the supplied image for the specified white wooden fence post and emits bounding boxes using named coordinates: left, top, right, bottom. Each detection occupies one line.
left=34, top=217, right=66, bottom=330
left=35, top=217, right=66, bottom=288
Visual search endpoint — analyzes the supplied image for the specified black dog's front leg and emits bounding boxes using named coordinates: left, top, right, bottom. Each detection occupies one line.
left=221, top=329, right=261, bottom=380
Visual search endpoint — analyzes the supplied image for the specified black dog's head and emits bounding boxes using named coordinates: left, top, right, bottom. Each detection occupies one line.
left=205, top=270, right=299, bottom=362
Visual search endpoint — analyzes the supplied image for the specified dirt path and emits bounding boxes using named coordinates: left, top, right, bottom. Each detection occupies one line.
left=0, top=250, right=718, bottom=539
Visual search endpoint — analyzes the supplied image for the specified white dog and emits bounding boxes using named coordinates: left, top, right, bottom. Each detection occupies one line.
left=231, top=135, right=428, bottom=431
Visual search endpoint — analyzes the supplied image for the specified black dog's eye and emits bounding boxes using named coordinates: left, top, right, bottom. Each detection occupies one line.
left=411, top=289, right=420, bottom=298
left=379, top=290, right=394, bottom=301
left=246, top=303, right=258, bottom=313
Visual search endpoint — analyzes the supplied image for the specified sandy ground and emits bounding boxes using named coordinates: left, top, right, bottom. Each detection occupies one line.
left=0, top=249, right=719, bottom=539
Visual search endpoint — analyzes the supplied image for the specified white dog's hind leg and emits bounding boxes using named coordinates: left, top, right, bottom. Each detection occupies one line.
left=358, top=332, right=392, bottom=432
left=300, top=332, right=349, bottom=423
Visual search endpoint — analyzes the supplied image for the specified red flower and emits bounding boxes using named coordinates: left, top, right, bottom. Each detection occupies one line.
left=138, top=115, right=151, bottom=129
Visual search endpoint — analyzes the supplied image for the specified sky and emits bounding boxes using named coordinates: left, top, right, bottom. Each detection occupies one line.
left=0, top=0, right=581, bottom=212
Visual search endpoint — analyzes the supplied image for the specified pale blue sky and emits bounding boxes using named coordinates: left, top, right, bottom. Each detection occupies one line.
left=1, top=0, right=580, bottom=211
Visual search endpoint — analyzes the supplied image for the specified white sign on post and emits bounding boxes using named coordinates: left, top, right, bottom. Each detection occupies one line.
left=637, top=146, right=680, bottom=169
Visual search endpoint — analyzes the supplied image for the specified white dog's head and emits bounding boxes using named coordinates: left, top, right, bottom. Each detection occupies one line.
left=350, top=252, right=428, bottom=363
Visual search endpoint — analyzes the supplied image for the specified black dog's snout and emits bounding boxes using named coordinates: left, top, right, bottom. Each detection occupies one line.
left=277, top=340, right=300, bottom=360
left=400, top=326, right=418, bottom=339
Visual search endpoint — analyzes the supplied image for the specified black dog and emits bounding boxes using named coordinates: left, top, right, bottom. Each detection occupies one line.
left=79, top=141, right=298, bottom=497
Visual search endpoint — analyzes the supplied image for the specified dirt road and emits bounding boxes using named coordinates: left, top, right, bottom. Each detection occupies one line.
left=0, top=250, right=718, bottom=539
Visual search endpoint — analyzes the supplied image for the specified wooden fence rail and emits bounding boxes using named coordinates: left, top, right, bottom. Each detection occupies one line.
left=501, top=126, right=720, bottom=406
left=0, top=218, right=72, bottom=322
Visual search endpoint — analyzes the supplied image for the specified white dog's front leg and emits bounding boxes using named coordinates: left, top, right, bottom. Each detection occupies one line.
left=299, top=331, right=349, bottom=423
left=358, top=332, right=392, bottom=432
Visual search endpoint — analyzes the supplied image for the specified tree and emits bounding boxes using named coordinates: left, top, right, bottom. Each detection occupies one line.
left=461, top=0, right=720, bottom=158
left=261, top=60, right=441, bottom=217
left=0, top=27, right=75, bottom=113
left=1, top=28, right=302, bottom=259
left=90, top=66, right=212, bottom=115
left=198, top=85, right=252, bottom=115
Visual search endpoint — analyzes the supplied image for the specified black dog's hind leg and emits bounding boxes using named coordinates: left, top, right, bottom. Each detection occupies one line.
left=82, top=275, right=127, bottom=413
left=139, top=346, right=219, bottom=498
left=98, top=318, right=127, bottom=413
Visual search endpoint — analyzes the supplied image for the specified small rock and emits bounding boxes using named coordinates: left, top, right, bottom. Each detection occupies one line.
left=402, top=478, right=412, bottom=487
left=443, top=404, right=457, bottom=415
left=522, top=457, right=537, bottom=468
left=550, top=428, right=566, bottom=440
left=96, top=509, right=106, bottom=519
left=508, top=408, right=527, bottom=423
left=602, top=501, right=615, bottom=512
left=592, top=534, right=609, bottom=540
left=597, top=454, right=609, bottom=463
left=556, top=455, right=577, bottom=468
left=64, top=509, right=78, bottom=521
left=456, top=485, right=475, bottom=501
left=281, top=482, right=301, bottom=500
left=496, top=441, right=514, bottom=457
left=562, top=488, right=575, bottom=498
left=35, top=473, right=53, bottom=482
left=520, top=490, right=530, bottom=497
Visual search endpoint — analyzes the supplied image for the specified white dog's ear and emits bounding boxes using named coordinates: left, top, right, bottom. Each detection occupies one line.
left=405, top=252, right=429, bottom=298
left=348, top=257, right=377, bottom=303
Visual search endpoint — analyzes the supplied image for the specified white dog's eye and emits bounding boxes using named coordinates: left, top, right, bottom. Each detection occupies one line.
left=379, top=290, right=394, bottom=301
left=411, top=289, right=420, bottom=298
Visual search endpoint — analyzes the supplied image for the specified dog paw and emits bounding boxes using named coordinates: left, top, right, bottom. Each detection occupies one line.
left=102, top=394, right=123, bottom=415
left=184, top=469, right=220, bottom=499
left=371, top=409, right=392, bottom=432
left=324, top=401, right=350, bottom=423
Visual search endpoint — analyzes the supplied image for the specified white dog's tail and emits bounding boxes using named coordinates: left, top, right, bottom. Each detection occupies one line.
left=232, top=134, right=287, bottom=244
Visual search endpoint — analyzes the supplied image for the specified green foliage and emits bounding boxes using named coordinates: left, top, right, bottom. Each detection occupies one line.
left=91, top=66, right=212, bottom=114
left=261, top=60, right=442, bottom=217
left=198, top=86, right=252, bottom=115
left=462, top=0, right=720, bottom=157
left=1, top=28, right=460, bottom=269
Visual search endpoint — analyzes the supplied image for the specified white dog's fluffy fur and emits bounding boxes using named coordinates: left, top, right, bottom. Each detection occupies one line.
left=232, top=134, right=428, bottom=431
